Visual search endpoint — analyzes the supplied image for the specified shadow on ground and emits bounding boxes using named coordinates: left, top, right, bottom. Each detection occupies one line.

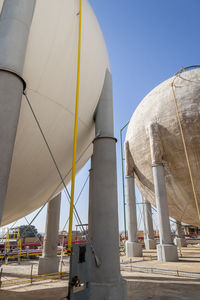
left=0, top=286, right=68, bottom=300
left=126, top=277, right=200, bottom=300
left=1, top=278, right=200, bottom=300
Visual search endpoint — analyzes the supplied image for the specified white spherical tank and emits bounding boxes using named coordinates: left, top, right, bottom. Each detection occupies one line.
left=0, top=0, right=110, bottom=225
left=125, top=67, right=200, bottom=227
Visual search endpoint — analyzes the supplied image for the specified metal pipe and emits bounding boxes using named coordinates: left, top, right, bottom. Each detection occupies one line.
left=120, top=121, right=129, bottom=245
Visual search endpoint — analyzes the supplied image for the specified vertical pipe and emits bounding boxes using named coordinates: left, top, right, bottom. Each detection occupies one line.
left=120, top=123, right=129, bottom=246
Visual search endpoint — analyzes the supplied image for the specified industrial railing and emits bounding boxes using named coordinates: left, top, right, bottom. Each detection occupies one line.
left=121, top=264, right=200, bottom=280
left=0, top=270, right=69, bottom=288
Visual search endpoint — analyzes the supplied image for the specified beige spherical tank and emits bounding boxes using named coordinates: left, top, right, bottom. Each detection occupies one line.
left=125, top=67, right=200, bottom=227
left=0, top=0, right=110, bottom=225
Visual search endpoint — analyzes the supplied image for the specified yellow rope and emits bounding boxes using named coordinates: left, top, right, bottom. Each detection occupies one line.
left=67, top=0, right=82, bottom=254
left=171, top=68, right=200, bottom=221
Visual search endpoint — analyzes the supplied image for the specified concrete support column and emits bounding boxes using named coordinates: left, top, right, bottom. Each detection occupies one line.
left=174, top=221, right=187, bottom=247
left=184, top=226, right=189, bottom=236
left=0, top=0, right=35, bottom=224
left=38, top=193, right=61, bottom=275
left=89, top=69, right=127, bottom=299
left=125, top=176, right=142, bottom=257
left=149, top=123, right=178, bottom=262
left=142, top=196, right=156, bottom=249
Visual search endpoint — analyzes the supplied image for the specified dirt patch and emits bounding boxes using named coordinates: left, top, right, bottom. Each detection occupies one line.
left=1, top=248, right=200, bottom=299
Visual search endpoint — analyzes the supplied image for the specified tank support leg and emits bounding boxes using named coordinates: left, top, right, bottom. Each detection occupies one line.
left=38, top=193, right=61, bottom=275
left=0, top=0, right=36, bottom=224
left=174, top=221, right=187, bottom=247
left=125, top=176, right=142, bottom=257
left=149, top=123, right=178, bottom=262
left=88, top=69, right=127, bottom=299
left=142, top=196, right=156, bottom=250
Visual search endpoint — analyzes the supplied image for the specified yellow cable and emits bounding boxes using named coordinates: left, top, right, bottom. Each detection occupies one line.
left=171, top=69, right=200, bottom=221
left=67, top=0, right=82, bottom=254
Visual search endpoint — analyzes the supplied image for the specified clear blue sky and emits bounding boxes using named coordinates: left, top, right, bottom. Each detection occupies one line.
left=3, top=0, right=200, bottom=234
left=88, top=0, right=200, bottom=233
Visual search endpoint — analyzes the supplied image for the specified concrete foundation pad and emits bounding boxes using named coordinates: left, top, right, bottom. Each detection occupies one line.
left=145, top=239, right=156, bottom=250
left=174, top=237, right=187, bottom=247
left=89, top=278, right=127, bottom=300
left=126, top=241, right=142, bottom=257
left=38, top=257, right=60, bottom=275
left=157, top=244, right=178, bottom=262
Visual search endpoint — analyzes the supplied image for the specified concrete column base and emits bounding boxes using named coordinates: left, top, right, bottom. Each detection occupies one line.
left=126, top=241, right=142, bottom=257
left=157, top=244, right=178, bottom=262
left=89, top=278, right=127, bottom=300
left=174, top=237, right=187, bottom=248
left=145, top=239, right=156, bottom=250
left=38, top=256, right=60, bottom=275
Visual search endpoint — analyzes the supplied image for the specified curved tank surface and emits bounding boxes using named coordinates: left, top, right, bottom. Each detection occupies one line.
left=125, top=67, right=200, bottom=227
left=0, top=0, right=109, bottom=225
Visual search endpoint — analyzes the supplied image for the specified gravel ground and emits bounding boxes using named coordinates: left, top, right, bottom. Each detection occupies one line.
left=0, top=248, right=199, bottom=299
